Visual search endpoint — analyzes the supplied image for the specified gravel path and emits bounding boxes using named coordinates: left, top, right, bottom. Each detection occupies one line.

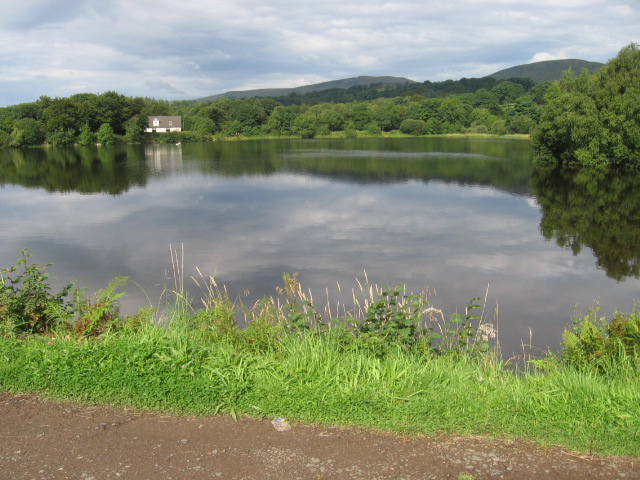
left=1, top=393, right=638, bottom=480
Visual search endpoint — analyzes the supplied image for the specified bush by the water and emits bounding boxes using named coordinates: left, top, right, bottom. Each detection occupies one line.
left=532, top=43, right=640, bottom=171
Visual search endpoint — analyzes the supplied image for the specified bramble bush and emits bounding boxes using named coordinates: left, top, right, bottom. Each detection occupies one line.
left=0, top=248, right=74, bottom=334
left=0, top=249, right=128, bottom=337
left=560, top=305, right=640, bottom=373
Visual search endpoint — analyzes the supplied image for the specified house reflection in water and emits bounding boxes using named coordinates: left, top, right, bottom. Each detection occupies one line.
left=144, top=144, right=183, bottom=172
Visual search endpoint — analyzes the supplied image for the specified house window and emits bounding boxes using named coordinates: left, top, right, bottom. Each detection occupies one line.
left=153, top=118, right=160, bottom=127
left=168, top=120, right=173, bottom=126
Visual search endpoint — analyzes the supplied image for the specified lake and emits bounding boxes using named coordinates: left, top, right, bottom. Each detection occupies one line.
left=1, top=137, right=639, bottom=355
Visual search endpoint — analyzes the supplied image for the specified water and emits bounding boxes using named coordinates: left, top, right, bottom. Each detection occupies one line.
left=1, top=137, right=639, bottom=354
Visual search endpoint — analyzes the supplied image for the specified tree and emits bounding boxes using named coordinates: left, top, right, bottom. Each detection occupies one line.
left=469, top=107, right=498, bottom=132
left=264, top=106, right=296, bottom=136
left=0, top=108, right=13, bottom=134
left=372, top=99, right=406, bottom=131
left=469, top=88, right=501, bottom=114
left=490, top=119, right=508, bottom=135
left=438, top=97, right=470, bottom=131
left=508, top=95, right=539, bottom=121
left=350, top=103, right=372, bottom=130
left=123, top=114, right=148, bottom=143
left=223, top=99, right=267, bottom=135
left=399, top=119, right=427, bottom=135
left=195, top=104, right=227, bottom=132
left=292, top=112, right=317, bottom=138
left=425, top=118, right=442, bottom=134
left=506, top=96, right=539, bottom=134
left=43, top=98, right=80, bottom=145
left=532, top=43, right=640, bottom=170
left=491, top=81, right=526, bottom=104
left=529, top=82, right=552, bottom=104
left=318, top=109, right=345, bottom=132
left=508, top=115, right=534, bottom=134
left=0, top=130, right=10, bottom=147
left=97, top=123, right=116, bottom=145
left=95, top=91, right=134, bottom=134
left=7, top=102, right=44, bottom=121
left=46, top=128, right=77, bottom=147
left=77, top=123, right=95, bottom=146
left=191, top=116, right=217, bottom=136
left=9, top=118, right=45, bottom=147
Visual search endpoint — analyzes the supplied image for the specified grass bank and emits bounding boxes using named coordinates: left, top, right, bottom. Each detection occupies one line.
left=1, top=250, right=639, bottom=457
left=208, top=131, right=531, bottom=141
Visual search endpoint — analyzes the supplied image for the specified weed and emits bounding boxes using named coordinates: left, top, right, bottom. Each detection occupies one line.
left=242, top=297, right=287, bottom=352
left=190, top=267, right=239, bottom=338
left=276, top=272, right=322, bottom=331
left=345, top=281, right=497, bottom=358
left=359, top=284, right=422, bottom=346
left=560, top=304, right=640, bottom=373
left=71, top=276, right=128, bottom=336
left=123, top=306, right=156, bottom=333
left=0, top=248, right=74, bottom=333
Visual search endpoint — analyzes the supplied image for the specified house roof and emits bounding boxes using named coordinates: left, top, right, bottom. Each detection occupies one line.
left=147, top=116, right=182, bottom=128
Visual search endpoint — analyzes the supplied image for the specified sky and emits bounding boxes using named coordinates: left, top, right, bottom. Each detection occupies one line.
left=0, top=0, right=638, bottom=107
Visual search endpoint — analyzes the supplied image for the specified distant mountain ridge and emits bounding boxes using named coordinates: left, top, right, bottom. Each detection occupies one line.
left=195, top=59, right=603, bottom=102
left=488, top=59, right=603, bottom=83
left=194, top=76, right=416, bottom=102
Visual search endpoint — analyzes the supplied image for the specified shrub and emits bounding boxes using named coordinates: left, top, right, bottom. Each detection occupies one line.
left=399, top=119, right=428, bottom=135
left=97, top=123, right=116, bottom=145
left=365, top=123, right=382, bottom=135
left=0, top=249, right=74, bottom=334
left=467, top=124, right=489, bottom=134
left=70, top=276, right=128, bottom=336
left=561, top=305, right=640, bottom=372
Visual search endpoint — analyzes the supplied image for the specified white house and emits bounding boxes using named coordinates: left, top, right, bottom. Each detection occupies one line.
left=146, top=116, right=182, bottom=133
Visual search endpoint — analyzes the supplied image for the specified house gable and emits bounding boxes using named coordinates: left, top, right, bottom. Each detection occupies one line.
left=146, top=116, right=182, bottom=133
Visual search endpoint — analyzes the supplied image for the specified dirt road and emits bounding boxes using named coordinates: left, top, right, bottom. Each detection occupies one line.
left=1, top=393, right=637, bottom=480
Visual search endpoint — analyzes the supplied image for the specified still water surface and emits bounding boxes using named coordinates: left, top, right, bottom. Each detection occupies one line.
left=1, top=137, right=639, bottom=354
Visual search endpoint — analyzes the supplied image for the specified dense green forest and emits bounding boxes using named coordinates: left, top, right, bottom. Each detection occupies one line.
left=1, top=43, right=636, bottom=167
left=0, top=75, right=546, bottom=148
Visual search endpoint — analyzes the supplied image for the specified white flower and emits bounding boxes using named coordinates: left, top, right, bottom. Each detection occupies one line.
left=477, top=323, right=496, bottom=342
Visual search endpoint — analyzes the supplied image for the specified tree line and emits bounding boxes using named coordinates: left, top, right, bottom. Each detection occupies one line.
left=1, top=42, right=637, bottom=172
left=0, top=76, right=545, bottom=148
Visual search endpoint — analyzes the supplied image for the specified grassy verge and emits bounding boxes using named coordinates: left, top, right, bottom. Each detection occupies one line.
left=1, top=250, right=639, bottom=457
left=206, top=132, right=530, bottom=141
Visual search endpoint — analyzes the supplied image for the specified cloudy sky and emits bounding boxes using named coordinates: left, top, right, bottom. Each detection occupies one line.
left=0, top=0, right=637, bottom=106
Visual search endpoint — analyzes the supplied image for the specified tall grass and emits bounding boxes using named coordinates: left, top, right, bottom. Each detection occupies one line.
left=1, top=249, right=639, bottom=456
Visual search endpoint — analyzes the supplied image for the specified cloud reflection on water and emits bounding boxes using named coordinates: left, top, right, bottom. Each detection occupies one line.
left=1, top=140, right=639, bottom=355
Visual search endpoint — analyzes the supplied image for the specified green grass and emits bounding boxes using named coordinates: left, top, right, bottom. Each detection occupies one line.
left=214, top=131, right=530, bottom=141
left=1, top=323, right=639, bottom=456
left=1, top=252, right=639, bottom=457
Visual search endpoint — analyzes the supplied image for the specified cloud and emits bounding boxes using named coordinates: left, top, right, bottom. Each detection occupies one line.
left=143, top=79, right=185, bottom=95
left=529, top=51, right=570, bottom=62
left=0, top=0, right=638, bottom=105
left=0, top=0, right=91, bottom=29
left=606, top=4, right=634, bottom=16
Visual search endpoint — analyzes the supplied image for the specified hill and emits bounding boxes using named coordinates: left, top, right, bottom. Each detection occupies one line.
left=488, top=59, right=603, bottom=83
left=194, top=76, right=416, bottom=101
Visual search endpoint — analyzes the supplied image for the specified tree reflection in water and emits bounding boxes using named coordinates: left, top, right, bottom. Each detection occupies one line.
left=531, top=165, right=640, bottom=281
